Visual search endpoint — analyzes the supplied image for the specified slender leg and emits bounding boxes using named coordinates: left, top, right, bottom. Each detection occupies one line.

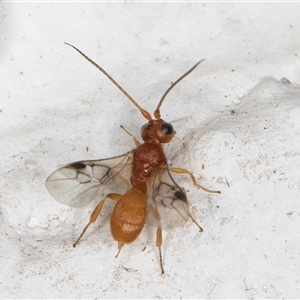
left=115, top=173, right=132, bottom=187
left=120, top=125, right=141, bottom=147
left=73, top=193, right=122, bottom=247
left=156, top=227, right=164, bottom=275
left=181, top=187, right=204, bottom=232
left=169, top=167, right=220, bottom=194
left=149, top=206, right=165, bottom=274
left=189, top=214, right=203, bottom=232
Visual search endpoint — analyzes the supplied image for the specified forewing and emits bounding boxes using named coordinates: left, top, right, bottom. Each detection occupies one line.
left=147, top=166, right=190, bottom=229
left=46, top=151, right=133, bottom=207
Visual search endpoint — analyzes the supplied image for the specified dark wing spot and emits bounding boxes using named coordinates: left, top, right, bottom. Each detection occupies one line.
left=174, top=190, right=187, bottom=202
left=69, top=162, right=87, bottom=169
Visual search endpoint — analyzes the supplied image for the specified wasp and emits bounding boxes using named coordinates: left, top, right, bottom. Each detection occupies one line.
left=46, top=43, right=220, bottom=274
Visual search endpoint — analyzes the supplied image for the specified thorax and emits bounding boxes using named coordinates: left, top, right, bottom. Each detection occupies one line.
left=131, top=142, right=167, bottom=191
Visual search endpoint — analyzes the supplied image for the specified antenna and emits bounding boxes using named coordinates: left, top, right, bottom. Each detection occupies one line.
left=154, top=59, right=204, bottom=120
left=65, top=43, right=152, bottom=121
left=65, top=43, right=204, bottom=122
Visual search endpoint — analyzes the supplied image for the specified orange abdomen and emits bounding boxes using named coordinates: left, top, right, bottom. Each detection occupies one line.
left=110, top=188, right=148, bottom=244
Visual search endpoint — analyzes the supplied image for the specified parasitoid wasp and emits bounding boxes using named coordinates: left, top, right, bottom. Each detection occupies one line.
left=46, top=43, right=220, bottom=274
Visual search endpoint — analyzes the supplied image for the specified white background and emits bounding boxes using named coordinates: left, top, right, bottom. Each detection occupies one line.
left=1, top=2, right=300, bottom=298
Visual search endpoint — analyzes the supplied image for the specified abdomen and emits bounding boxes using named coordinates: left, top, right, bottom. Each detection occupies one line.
left=110, top=188, right=148, bottom=244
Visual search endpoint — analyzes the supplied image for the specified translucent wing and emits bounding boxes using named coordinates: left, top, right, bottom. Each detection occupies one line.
left=46, top=151, right=133, bottom=207
left=147, top=166, right=190, bottom=229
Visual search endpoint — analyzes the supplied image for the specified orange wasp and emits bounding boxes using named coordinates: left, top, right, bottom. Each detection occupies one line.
left=46, top=43, right=220, bottom=274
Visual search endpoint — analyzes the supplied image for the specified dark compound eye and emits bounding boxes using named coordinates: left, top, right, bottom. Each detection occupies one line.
left=162, top=122, right=174, bottom=135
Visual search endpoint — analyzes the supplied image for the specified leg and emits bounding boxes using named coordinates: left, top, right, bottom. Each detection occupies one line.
left=180, top=187, right=203, bottom=232
left=149, top=206, right=165, bottom=274
left=156, top=227, right=164, bottom=275
left=169, top=167, right=220, bottom=194
left=73, top=193, right=122, bottom=247
left=120, top=125, right=141, bottom=147
left=189, top=214, right=203, bottom=232
left=115, top=173, right=132, bottom=187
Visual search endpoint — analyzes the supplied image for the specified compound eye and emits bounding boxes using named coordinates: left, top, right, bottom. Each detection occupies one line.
left=141, top=123, right=152, bottom=131
left=162, top=122, right=174, bottom=135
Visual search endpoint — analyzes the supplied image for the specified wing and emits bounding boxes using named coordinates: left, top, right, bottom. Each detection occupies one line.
left=46, top=151, right=133, bottom=207
left=147, top=166, right=190, bottom=229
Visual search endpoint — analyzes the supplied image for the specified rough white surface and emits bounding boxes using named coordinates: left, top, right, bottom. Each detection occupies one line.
left=1, top=2, right=300, bottom=298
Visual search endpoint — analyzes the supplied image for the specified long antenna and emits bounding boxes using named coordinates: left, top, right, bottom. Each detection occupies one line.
left=154, top=59, right=204, bottom=120
left=65, top=42, right=152, bottom=121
